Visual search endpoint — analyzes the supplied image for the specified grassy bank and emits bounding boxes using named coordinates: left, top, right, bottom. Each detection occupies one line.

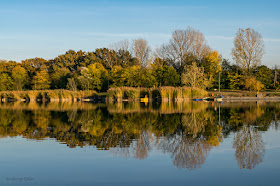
left=107, top=86, right=208, bottom=102
left=208, top=90, right=280, bottom=98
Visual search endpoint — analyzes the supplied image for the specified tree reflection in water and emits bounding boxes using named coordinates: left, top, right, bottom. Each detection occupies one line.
left=0, top=101, right=279, bottom=170
left=155, top=109, right=222, bottom=170
left=157, top=133, right=211, bottom=170
left=233, top=125, right=265, bottom=169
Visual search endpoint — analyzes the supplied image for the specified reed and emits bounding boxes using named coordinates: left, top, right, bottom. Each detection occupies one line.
left=107, top=86, right=207, bottom=102
left=181, top=87, right=192, bottom=99
left=159, top=86, right=174, bottom=102
left=122, top=87, right=141, bottom=100
left=191, top=88, right=208, bottom=99
left=173, top=87, right=183, bottom=101
left=108, top=87, right=123, bottom=102
left=0, top=87, right=207, bottom=102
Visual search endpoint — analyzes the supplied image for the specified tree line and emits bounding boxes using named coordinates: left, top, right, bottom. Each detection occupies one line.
left=0, top=27, right=279, bottom=92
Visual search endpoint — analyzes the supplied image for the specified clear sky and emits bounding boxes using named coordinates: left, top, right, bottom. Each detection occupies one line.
left=0, top=0, right=279, bottom=67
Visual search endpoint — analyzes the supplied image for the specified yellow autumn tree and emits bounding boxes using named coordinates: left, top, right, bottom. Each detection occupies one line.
left=202, top=51, right=222, bottom=87
left=181, top=62, right=208, bottom=89
left=243, top=76, right=264, bottom=93
left=32, top=65, right=51, bottom=90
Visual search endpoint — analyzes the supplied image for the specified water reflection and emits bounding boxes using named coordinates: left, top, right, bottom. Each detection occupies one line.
left=233, top=125, right=265, bottom=169
left=0, top=101, right=279, bottom=170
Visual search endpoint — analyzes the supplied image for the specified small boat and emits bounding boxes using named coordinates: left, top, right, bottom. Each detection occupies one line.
left=214, top=96, right=223, bottom=102
left=140, top=95, right=149, bottom=103
left=204, top=95, right=223, bottom=102
left=193, top=98, right=203, bottom=101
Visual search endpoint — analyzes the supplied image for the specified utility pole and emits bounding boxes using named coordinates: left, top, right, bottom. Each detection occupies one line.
left=219, top=72, right=221, bottom=93
left=274, top=65, right=278, bottom=89
left=219, top=104, right=221, bottom=126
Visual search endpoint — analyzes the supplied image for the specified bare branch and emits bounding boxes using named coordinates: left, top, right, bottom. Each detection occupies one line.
left=110, top=39, right=130, bottom=52
left=232, top=28, right=264, bottom=73
left=165, top=27, right=211, bottom=69
left=132, top=38, right=151, bottom=67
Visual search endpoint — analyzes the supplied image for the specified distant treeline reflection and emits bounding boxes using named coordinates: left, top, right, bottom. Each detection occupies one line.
left=0, top=101, right=279, bottom=170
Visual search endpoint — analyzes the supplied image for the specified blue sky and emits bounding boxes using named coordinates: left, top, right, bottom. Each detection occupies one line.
left=0, top=0, right=279, bottom=67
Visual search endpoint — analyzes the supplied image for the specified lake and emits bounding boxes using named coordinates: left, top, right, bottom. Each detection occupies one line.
left=0, top=101, right=279, bottom=186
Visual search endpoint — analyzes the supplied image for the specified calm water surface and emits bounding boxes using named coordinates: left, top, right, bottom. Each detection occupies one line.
left=0, top=101, right=280, bottom=186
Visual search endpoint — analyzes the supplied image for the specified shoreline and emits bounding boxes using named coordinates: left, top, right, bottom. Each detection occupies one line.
left=1, top=97, right=280, bottom=103
left=0, top=89, right=280, bottom=103
left=223, top=97, right=280, bottom=101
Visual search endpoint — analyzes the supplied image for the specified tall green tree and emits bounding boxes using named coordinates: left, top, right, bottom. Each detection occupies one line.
left=0, top=73, right=14, bottom=91
left=51, top=50, right=85, bottom=72
left=110, top=66, right=126, bottom=87
left=254, top=65, right=273, bottom=89
left=12, top=66, right=28, bottom=90
left=51, top=67, right=70, bottom=89
left=78, top=63, right=108, bottom=91
left=220, top=60, right=243, bottom=90
left=78, top=68, right=92, bottom=90
left=152, top=65, right=180, bottom=86
left=88, top=63, right=108, bottom=91
left=228, top=72, right=243, bottom=90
